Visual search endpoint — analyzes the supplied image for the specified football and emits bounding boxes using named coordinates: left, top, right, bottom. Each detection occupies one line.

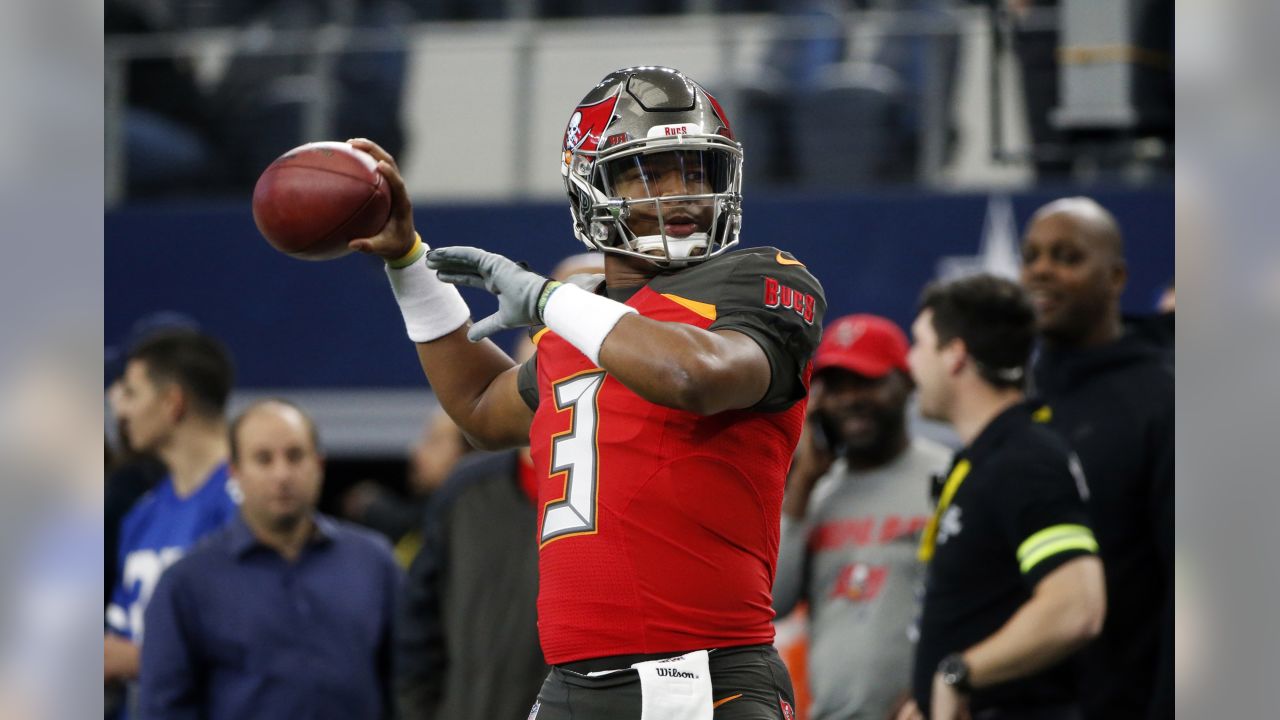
left=252, top=141, right=392, bottom=260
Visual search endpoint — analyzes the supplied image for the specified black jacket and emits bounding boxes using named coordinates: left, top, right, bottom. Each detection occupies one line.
left=394, top=451, right=547, bottom=720
left=1032, top=329, right=1174, bottom=720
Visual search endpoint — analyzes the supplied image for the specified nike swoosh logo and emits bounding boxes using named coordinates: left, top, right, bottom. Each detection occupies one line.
left=775, top=251, right=804, bottom=266
left=713, top=693, right=744, bottom=709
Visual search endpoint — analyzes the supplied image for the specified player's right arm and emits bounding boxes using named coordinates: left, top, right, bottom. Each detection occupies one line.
left=345, top=138, right=531, bottom=449
left=413, top=330, right=532, bottom=449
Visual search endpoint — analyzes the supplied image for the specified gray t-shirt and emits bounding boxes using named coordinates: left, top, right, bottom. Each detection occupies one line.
left=774, top=438, right=951, bottom=720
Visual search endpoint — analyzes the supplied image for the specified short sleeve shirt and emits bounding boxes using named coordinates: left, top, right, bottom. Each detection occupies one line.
left=516, top=247, right=826, bottom=664
left=913, top=403, right=1098, bottom=713
left=518, top=247, right=824, bottom=413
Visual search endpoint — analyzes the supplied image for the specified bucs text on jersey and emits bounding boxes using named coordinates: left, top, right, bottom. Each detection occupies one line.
left=516, top=247, right=825, bottom=664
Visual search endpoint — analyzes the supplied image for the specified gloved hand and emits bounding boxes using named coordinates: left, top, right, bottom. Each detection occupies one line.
left=426, top=246, right=559, bottom=341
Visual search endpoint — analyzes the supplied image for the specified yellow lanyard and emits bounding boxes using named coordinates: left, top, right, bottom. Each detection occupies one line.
left=917, top=458, right=972, bottom=562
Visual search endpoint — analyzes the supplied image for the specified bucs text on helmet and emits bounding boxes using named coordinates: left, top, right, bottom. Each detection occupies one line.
left=561, top=66, right=744, bottom=267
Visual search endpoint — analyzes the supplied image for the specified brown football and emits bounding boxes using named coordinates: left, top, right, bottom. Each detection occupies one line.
left=252, top=141, right=391, bottom=260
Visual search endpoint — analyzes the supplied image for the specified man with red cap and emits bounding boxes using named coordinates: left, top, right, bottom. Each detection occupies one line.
left=773, top=314, right=951, bottom=720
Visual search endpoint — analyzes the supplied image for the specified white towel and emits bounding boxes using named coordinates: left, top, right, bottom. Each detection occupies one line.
left=632, top=650, right=713, bottom=720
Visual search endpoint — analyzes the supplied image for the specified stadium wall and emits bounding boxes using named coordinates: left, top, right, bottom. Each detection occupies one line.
left=106, top=186, right=1172, bottom=453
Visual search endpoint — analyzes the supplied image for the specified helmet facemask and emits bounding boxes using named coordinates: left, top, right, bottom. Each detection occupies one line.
left=561, top=67, right=744, bottom=269
left=567, top=137, right=743, bottom=268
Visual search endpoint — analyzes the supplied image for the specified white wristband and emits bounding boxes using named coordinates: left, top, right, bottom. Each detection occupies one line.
left=541, top=282, right=637, bottom=366
left=386, top=248, right=471, bottom=343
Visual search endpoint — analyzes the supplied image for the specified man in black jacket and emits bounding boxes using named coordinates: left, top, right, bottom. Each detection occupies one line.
left=394, top=449, right=547, bottom=720
left=1020, top=197, right=1174, bottom=719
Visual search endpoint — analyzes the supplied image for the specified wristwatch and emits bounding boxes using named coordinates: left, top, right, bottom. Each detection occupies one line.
left=937, top=653, right=972, bottom=693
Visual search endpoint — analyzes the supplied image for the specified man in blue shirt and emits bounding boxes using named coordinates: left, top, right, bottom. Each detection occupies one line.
left=139, top=399, right=402, bottom=720
left=105, top=330, right=240, bottom=710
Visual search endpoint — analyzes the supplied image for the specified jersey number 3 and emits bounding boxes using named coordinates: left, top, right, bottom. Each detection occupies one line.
left=541, top=371, right=605, bottom=545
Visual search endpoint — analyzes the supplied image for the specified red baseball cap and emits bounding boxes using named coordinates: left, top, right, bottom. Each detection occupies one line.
left=813, top=314, right=910, bottom=378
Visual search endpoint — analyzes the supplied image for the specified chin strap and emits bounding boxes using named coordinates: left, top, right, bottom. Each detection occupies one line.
left=632, top=232, right=710, bottom=261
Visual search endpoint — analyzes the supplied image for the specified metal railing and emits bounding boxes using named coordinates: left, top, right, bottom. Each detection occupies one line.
left=105, top=7, right=1059, bottom=205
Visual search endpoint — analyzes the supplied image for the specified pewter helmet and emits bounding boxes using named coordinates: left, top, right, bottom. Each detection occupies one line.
left=561, top=66, right=743, bottom=267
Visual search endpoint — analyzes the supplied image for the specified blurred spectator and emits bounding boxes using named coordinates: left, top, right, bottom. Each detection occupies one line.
left=901, top=274, right=1104, bottom=720
left=768, top=1, right=848, bottom=90
left=106, top=0, right=219, bottom=197
left=104, top=330, right=240, bottom=719
left=395, top=448, right=546, bottom=719
left=109, top=0, right=410, bottom=198
left=139, top=400, right=401, bottom=719
left=772, top=313, right=950, bottom=720
left=341, top=407, right=473, bottom=565
left=1019, top=197, right=1174, bottom=719
left=208, top=0, right=410, bottom=190
left=739, top=1, right=849, bottom=187
left=745, top=0, right=960, bottom=188
left=104, top=312, right=200, bottom=608
left=105, top=387, right=166, bottom=607
left=865, top=0, right=963, bottom=175
left=394, top=252, right=601, bottom=720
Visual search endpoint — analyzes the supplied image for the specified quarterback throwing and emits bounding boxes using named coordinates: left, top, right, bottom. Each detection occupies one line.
left=347, top=66, right=825, bottom=720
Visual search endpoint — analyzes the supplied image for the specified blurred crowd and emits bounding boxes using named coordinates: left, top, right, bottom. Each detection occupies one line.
left=106, top=0, right=1173, bottom=201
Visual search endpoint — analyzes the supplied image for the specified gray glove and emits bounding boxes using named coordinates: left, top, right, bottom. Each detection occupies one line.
left=426, top=246, right=558, bottom=341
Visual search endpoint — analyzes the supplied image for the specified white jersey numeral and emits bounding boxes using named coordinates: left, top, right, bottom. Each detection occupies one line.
left=540, top=372, right=606, bottom=544
left=119, top=546, right=185, bottom=641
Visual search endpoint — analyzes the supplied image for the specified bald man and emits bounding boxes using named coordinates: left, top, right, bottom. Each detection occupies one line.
left=139, top=400, right=402, bottom=720
left=1020, top=198, right=1173, bottom=720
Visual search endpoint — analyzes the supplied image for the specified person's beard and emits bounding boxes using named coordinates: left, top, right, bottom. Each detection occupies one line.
left=843, top=402, right=908, bottom=468
left=267, top=508, right=307, bottom=535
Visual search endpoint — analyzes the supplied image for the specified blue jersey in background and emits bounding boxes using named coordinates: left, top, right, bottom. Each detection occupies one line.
left=106, top=463, right=239, bottom=642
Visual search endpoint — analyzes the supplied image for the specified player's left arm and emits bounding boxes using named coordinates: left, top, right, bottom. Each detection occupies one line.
left=600, top=255, right=823, bottom=414
left=427, top=246, right=824, bottom=416
left=596, top=319, right=769, bottom=414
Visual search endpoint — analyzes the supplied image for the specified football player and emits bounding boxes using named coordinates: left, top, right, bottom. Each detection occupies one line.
left=348, top=66, right=825, bottom=720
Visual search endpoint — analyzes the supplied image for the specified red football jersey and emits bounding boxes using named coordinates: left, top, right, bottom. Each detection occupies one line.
left=524, top=247, right=825, bottom=664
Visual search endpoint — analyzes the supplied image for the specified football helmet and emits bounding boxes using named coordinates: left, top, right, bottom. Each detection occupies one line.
left=561, top=66, right=743, bottom=267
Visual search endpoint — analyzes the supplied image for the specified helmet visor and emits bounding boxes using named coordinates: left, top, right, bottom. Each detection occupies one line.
left=598, top=149, right=734, bottom=199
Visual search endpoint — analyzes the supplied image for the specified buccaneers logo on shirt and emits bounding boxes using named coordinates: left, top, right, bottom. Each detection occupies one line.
left=831, top=562, right=889, bottom=602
